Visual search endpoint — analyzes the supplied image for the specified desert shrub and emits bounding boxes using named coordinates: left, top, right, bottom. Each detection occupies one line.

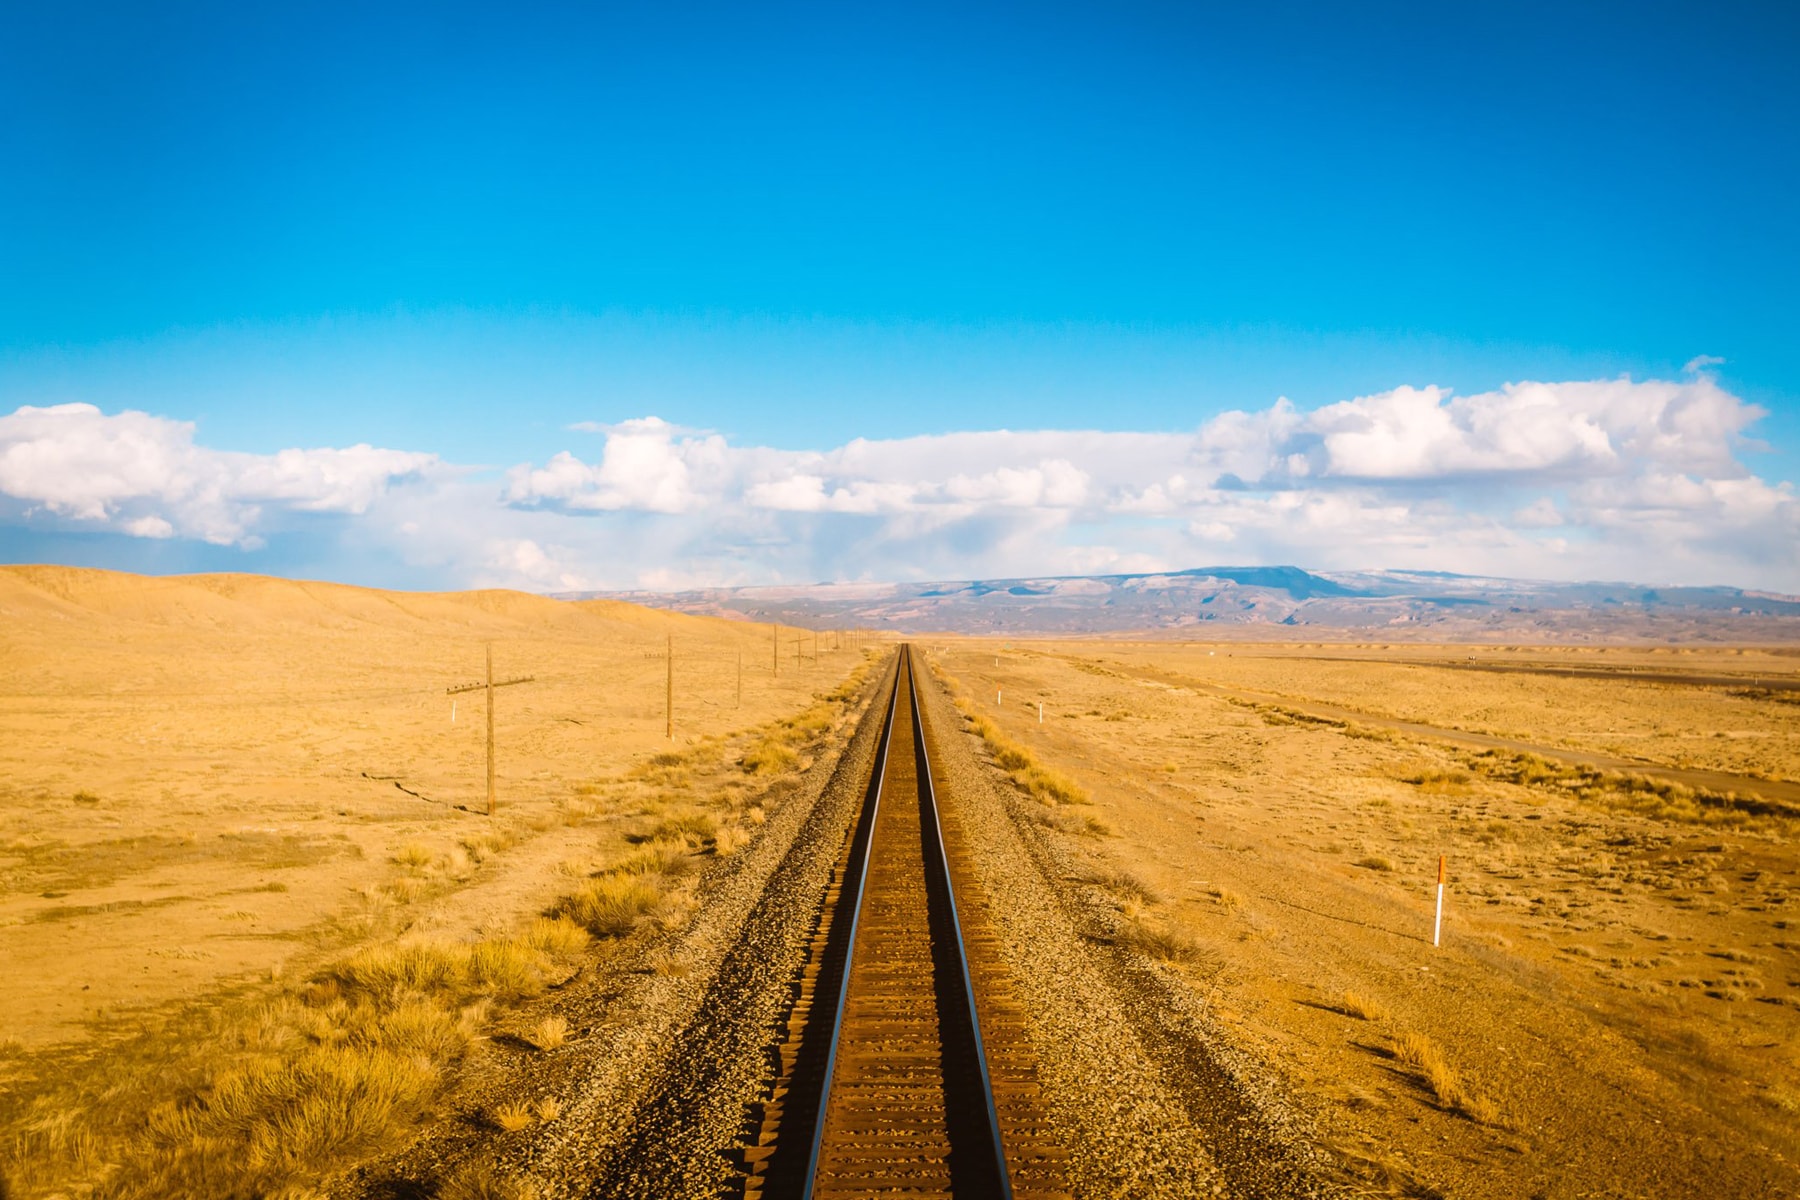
left=528, top=1016, right=568, bottom=1051
left=1117, top=918, right=1207, bottom=964
left=373, top=1000, right=473, bottom=1059
left=1091, top=869, right=1161, bottom=906
left=1339, top=990, right=1387, bottom=1021
left=391, top=842, right=433, bottom=869
left=1408, top=769, right=1472, bottom=794
left=521, top=916, right=590, bottom=960
left=1354, top=855, right=1395, bottom=872
left=460, top=829, right=514, bottom=863
left=439, top=1162, right=541, bottom=1200
left=555, top=875, right=663, bottom=938
left=491, top=1100, right=534, bottom=1132
left=609, top=837, right=692, bottom=877
left=332, top=942, right=471, bottom=997
left=960, top=708, right=1091, bottom=805
left=743, top=737, right=799, bottom=774
left=1391, top=1031, right=1500, bottom=1124
left=643, top=813, right=716, bottom=847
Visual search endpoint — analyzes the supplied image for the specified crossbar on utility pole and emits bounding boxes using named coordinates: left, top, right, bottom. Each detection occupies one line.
left=446, top=644, right=534, bottom=816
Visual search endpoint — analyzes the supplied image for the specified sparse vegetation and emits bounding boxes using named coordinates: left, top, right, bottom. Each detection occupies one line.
left=529, top=1015, right=569, bottom=1050
left=1354, top=855, right=1395, bottom=872
left=1407, top=768, right=1472, bottom=794
left=1390, top=1031, right=1501, bottom=1124
left=492, top=1100, right=535, bottom=1132
left=555, top=874, right=665, bottom=938
left=1091, top=868, right=1161, bottom=906
left=1464, top=749, right=1787, bottom=823
left=1117, top=917, right=1209, bottom=965
left=1340, top=989, right=1387, bottom=1021
left=439, top=1161, right=542, bottom=1200
left=951, top=699, right=1093, bottom=806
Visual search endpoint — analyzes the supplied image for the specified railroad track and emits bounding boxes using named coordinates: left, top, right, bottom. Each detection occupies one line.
left=742, top=646, right=1069, bottom=1199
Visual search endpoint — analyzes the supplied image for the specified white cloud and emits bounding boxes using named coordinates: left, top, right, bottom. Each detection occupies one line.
left=0, top=403, right=436, bottom=545
left=504, top=417, right=728, bottom=513
left=1, top=374, right=1793, bottom=593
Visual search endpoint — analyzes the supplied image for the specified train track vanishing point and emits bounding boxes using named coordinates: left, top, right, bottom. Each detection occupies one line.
left=741, top=646, right=1070, bottom=1199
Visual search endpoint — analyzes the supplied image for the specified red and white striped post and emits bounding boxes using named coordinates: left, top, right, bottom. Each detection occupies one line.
left=1433, top=855, right=1446, bottom=947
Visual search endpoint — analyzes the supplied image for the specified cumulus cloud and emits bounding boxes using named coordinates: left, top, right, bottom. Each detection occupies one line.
left=1, top=375, right=1793, bottom=592
left=503, top=417, right=728, bottom=513
left=484, top=374, right=1792, bottom=589
left=0, top=403, right=437, bottom=546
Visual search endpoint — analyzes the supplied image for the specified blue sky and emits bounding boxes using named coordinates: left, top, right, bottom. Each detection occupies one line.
left=1, top=1, right=1796, bottom=590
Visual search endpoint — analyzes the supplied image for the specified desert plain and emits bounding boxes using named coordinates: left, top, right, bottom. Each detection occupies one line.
left=2, top=566, right=1797, bottom=1198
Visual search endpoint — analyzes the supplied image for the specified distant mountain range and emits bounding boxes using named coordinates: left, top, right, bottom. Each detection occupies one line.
left=566, top=567, right=1800, bottom=641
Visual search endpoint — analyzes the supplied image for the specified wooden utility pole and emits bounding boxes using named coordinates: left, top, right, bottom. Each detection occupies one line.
left=772, top=623, right=779, bottom=677
left=446, top=644, right=534, bottom=816
left=666, top=634, right=674, bottom=740
left=737, top=650, right=743, bottom=707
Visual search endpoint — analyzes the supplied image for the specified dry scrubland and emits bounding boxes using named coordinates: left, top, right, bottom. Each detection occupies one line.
left=7, top=566, right=1800, bottom=1200
left=0, top=566, right=870, bottom=1197
left=934, top=639, right=1800, bottom=1198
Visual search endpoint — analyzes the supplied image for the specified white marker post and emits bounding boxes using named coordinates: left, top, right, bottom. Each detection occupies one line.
left=451, top=700, right=457, bottom=723
left=997, top=688, right=1003, bottom=706
left=1433, top=855, right=1446, bottom=947
left=1038, top=701, right=1043, bottom=724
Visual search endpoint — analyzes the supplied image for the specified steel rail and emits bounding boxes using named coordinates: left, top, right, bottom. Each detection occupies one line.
left=799, top=656, right=902, bottom=1198
left=906, top=646, right=1016, bottom=1199
left=798, top=646, right=1014, bottom=1199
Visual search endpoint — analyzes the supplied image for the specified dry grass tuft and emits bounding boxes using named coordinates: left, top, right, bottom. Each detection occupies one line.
left=460, top=829, right=514, bottom=863
left=1117, top=917, right=1210, bottom=965
left=534, top=1096, right=562, bottom=1122
left=554, top=875, right=664, bottom=938
left=611, top=838, right=692, bottom=877
left=743, top=738, right=799, bottom=775
left=439, top=1162, right=541, bottom=1200
left=1390, top=1031, right=1501, bottom=1124
left=528, top=1016, right=569, bottom=1051
left=643, top=813, right=717, bottom=848
left=1091, top=869, right=1161, bottom=906
left=1465, top=749, right=1780, bottom=823
left=392, top=841, right=433, bottom=869
left=1407, top=768, right=1472, bottom=794
left=1354, top=855, right=1395, bottom=872
left=521, top=916, right=589, bottom=960
left=963, top=711, right=1092, bottom=805
left=1340, top=989, right=1388, bottom=1021
left=492, top=1100, right=534, bottom=1132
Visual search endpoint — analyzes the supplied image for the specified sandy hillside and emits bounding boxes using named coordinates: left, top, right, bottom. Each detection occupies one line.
left=0, top=565, right=864, bottom=1051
